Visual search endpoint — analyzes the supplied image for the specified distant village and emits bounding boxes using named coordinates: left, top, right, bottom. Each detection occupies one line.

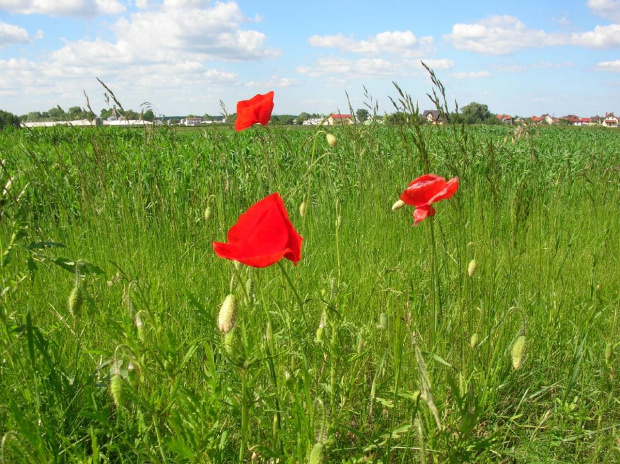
left=11, top=104, right=620, bottom=129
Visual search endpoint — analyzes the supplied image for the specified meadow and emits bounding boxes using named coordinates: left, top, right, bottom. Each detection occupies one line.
left=0, top=104, right=619, bottom=462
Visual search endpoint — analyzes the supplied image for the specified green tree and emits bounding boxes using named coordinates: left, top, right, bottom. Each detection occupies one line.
left=0, top=110, right=21, bottom=130
left=143, top=109, right=155, bottom=122
left=48, top=106, right=66, bottom=121
left=460, top=102, right=493, bottom=125
left=68, top=106, right=83, bottom=120
left=356, top=108, right=370, bottom=123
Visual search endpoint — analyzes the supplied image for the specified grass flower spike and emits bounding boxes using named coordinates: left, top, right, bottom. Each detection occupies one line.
left=213, top=193, right=303, bottom=268
left=399, top=174, right=459, bottom=225
left=235, top=91, right=275, bottom=131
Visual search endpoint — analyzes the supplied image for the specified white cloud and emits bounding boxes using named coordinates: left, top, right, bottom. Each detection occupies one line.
left=490, top=63, right=527, bottom=73
left=531, top=61, right=574, bottom=68
left=247, top=76, right=296, bottom=89
left=418, top=59, right=454, bottom=70
left=0, top=0, right=125, bottom=17
left=0, top=21, right=31, bottom=48
left=451, top=71, right=491, bottom=79
left=597, top=59, right=620, bottom=71
left=445, top=15, right=566, bottom=55
left=445, top=15, right=620, bottom=54
left=571, top=24, right=620, bottom=48
left=587, top=0, right=620, bottom=23
left=308, top=30, right=434, bottom=57
left=297, top=56, right=453, bottom=80
left=48, top=1, right=278, bottom=69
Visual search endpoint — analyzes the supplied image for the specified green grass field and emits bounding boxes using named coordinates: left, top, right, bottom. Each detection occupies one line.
left=0, top=116, right=619, bottom=462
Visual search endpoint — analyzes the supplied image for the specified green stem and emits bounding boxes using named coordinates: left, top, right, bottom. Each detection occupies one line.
left=239, top=368, right=248, bottom=461
left=277, top=261, right=305, bottom=323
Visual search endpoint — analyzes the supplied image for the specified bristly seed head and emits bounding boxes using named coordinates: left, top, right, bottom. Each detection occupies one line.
left=218, top=294, right=237, bottom=334
left=204, top=206, right=212, bottom=222
left=470, top=333, right=478, bottom=349
left=299, top=201, right=307, bottom=217
left=511, top=335, right=526, bottom=369
left=68, top=286, right=83, bottom=317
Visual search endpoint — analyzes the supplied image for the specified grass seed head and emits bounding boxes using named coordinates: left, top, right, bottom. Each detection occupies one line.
left=468, top=259, right=477, bottom=277
left=605, top=342, right=612, bottom=364
left=110, top=374, right=126, bottom=408
left=68, top=286, right=83, bottom=317
left=511, top=335, right=526, bottom=369
left=470, top=333, right=478, bottom=349
left=391, top=199, right=406, bottom=211
left=204, top=206, right=212, bottom=221
left=326, top=133, right=337, bottom=147
left=299, top=201, right=307, bottom=217
left=218, top=294, right=237, bottom=334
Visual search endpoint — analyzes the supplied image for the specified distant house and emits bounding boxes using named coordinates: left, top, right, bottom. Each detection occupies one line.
left=580, top=118, right=590, bottom=125
left=603, top=113, right=618, bottom=127
left=541, top=114, right=558, bottom=125
left=589, top=116, right=603, bottom=125
left=561, top=114, right=582, bottom=126
left=530, top=115, right=543, bottom=124
left=185, top=117, right=203, bottom=126
left=496, top=114, right=513, bottom=124
left=422, top=110, right=443, bottom=124
left=327, top=113, right=354, bottom=125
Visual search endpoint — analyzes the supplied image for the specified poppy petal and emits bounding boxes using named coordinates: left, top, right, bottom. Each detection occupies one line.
left=213, top=192, right=302, bottom=268
left=401, top=174, right=447, bottom=206
left=235, top=91, right=275, bottom=131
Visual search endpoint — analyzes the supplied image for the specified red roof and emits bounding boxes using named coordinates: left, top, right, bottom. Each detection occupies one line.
left=330, top=114, right=352, bottom=119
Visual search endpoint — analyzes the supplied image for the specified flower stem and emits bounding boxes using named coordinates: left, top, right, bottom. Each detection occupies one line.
left=277, top=261, right=305, bottom=323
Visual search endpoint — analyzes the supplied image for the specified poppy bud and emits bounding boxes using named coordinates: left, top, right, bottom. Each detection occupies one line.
left=218, top=294, right=237, bottom=334
left=470, top=333, right=478, bottom=349
left=284, top=370, right=295, bottom=391
left=379, top=313, right=387, bottom=330
left=265, top=320, right=273, bottom=344
left=135, top=311, right=145, bottom=342
left=309, top=442, right=325, bottom=464
left=511, top=335, right=526, bottom=370
left=605, top=342, right=612, bottom=364
left=326, top=133, right=337, bottom=147
left=468, top=259, right=477, bottom=277
left=68, top=286, right=83, bottom=317
left=299, top=201, right=307, bottom=217
left=126, top=361, right=139, bottom=387
left=204, top=206, right=212, bottom=222
left=391, top=199, right=406, bottom=211
left=315, top=326, right=324, bottom=343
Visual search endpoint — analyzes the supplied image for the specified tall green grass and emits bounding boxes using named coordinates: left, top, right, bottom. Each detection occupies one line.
left=0, top=117, right=618, bottom=462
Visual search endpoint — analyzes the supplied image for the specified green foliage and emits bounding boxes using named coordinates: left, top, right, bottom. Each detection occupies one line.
left=356, top=108, right=369, bottom=123
left=0, top=109, right=21, bottom=130
left=460, top=101, right=494, bottom=124
left=0, top=118, right=618, bottom=463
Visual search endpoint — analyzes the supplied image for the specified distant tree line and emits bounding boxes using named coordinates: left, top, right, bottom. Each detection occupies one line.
left=2, top=101, right=507, bottom=129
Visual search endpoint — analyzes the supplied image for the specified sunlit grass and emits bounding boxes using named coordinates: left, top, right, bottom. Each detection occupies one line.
left=0, top=118, right=618, bottom=462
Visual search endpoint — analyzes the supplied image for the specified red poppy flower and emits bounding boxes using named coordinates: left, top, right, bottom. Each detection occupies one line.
left=234, top=91, right=275, bottom=131
left=400, top=174, right=459, bottom=226
left=213, top=193, right=303, bottom=268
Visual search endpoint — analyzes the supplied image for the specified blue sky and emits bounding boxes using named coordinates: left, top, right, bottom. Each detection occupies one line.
left=1, top=0, right=618, bottom=118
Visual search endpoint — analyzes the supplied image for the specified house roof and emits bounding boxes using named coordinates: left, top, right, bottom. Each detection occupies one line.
left=330, top=113, right=352, bottom=119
